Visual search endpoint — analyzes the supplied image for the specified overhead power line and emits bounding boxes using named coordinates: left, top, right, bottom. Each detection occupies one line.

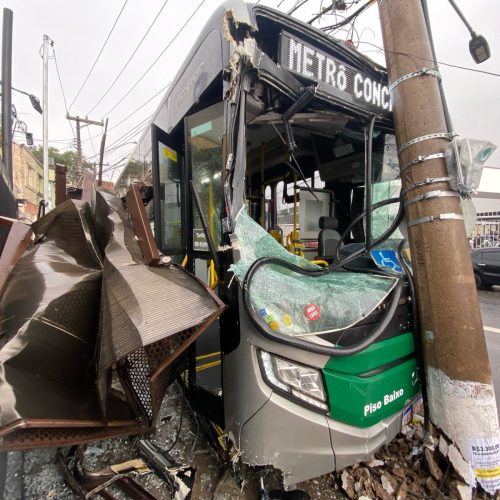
left=106, top=115, right=152, bottom=150
left=52, top=47, right=76, bottom=140
left=318, top=1, right=374, bottom=30
left=357, top=41, right=500, bottom=78
left=86, top=113, right=152, bottom=161
left=87, top=126, right=97, bottom=157
left=102, top=151, right=135, bottom=174
left=86, top=0, right=170, bottom=116
left=107, top=82, right=171, bottom=132
left=68, top=0, right=129, bottom=110
left=288, top=0, right=309, bottom=16
left=53, top=82, right=170, bottom=146
left=101, top=0, right=207, bottom=118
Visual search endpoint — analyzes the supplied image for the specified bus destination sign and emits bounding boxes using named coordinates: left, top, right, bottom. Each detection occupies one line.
left=279, top=31, right=392, bottom=115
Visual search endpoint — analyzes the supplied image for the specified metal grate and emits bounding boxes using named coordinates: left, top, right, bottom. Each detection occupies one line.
left=124, top=328, right=196, bottom=420
left=126, top=348, right=154, bottom=418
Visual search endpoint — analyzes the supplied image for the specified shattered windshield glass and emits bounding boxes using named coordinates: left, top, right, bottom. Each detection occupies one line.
left=231, top=209, right=397, bottom=337
left=371, top=133, right=403, bottom=241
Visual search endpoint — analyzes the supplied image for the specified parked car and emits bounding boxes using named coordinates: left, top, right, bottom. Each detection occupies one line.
left=472, top=248, right=500, bottom=287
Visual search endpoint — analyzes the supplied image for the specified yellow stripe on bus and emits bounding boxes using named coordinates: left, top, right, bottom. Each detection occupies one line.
left=196, top=360, right=221, bottom=372
left=196, top=351, right=221, bottom=361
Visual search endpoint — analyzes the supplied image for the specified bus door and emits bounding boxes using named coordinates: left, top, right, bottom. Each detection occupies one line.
left=184, top=102, right=225, bottom=416
left=151, top=125, right=186, bottom=259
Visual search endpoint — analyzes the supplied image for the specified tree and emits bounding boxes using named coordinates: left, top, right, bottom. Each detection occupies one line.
left=31, top=146, right=94, bottom=184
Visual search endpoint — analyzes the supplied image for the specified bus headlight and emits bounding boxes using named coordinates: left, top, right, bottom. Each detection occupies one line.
left=259, top=351, right=328, bottom=412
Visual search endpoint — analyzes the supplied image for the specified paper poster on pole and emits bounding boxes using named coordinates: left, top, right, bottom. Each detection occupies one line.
left=468, top=437, right=500, bottom=494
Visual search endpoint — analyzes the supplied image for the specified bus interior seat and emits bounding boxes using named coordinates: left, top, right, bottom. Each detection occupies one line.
left=268, top=227, right=283, bottom=245
left=318, top=216, right=341, bottom=260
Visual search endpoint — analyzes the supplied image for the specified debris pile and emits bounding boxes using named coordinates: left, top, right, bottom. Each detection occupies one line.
left=335, top=421, right=499, bottom=500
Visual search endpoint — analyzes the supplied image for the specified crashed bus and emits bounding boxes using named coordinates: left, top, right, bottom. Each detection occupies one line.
left=0, top=0, right=421, bottom=491
left=115, top=1, right=421, bottom=486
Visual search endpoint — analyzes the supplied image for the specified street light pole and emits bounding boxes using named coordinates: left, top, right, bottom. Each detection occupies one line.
left=42, top=34, right=51, bottom=208
left=1, top=8, right=13, bottom=189
left=377, top=0, right=499, bottom=493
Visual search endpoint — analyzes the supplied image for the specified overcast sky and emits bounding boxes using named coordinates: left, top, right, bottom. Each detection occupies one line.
left=4, top=0, right=500, bottom=191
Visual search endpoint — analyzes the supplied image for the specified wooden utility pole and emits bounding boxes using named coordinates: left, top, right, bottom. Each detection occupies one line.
left=377, top=0, right=499, bottom=493
left=98, top=117, right=109, bottom=186
left=66, top=114, right=104, bottom=175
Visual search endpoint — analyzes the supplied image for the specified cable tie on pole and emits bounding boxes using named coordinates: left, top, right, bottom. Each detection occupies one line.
left=401, top=152, right=446, bottom=172
left=401, top=176, right=451, bottom=196
left=398, top=133, right=456, bottom=154
left=404, top=190, right=459, bottom=207
left=408, top=212, right=464, bottom=227
left=389, top=67, right=441, bottom=93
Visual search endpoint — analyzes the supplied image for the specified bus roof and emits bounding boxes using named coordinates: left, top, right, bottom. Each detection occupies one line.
left=116, top=1, right=389, bottom=189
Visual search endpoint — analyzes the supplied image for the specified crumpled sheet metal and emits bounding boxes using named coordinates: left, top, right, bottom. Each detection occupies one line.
left=32, top=198, right=103, bottom=269
left=96, top=190, right=225, bottom=420
left=0, top=195, right=224, bottom=450
left=0, top=201, right=139, bottom=446
left=230, top=209, right=397, bottom=337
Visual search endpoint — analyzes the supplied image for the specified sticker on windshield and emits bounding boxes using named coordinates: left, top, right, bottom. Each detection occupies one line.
left=370, top=249, right=403, bottom=273
left=162, top=146, right=177, bottom=162
left=305, top=304, right=320, bottom=321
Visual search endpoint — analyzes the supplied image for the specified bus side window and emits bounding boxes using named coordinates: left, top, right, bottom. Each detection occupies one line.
left=158, top=142, right=183, bottom=252
left=186, top=103, right=224, bottom=251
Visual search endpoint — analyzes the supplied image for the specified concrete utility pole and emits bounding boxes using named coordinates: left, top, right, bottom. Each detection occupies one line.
left=42, top=34, right=51, bottom=208
left=66, top=114, right=104, bottom=177
left=377, top=0, right=499, bottom=492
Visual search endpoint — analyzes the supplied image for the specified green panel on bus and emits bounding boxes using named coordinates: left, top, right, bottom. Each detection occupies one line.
left=322, top=333, right=420, bottom=428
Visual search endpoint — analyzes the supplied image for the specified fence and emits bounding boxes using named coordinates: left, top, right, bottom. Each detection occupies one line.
left=471, top=212, right=500, bottom=249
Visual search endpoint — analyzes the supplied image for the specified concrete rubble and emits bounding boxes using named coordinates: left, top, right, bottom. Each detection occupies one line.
left=3, top=388, right=500, bottom=499
left=334, top=420, right=499, bottom=500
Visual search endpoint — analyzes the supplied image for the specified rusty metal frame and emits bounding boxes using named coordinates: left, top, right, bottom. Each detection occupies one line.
left=125, top=183, right=160, bottom=266
left=0, top=422, right=149, bottom=451
left=0, top=217, right=32, bottom=294
left=80, top=170, right=95, bottom=205
left=57, top=446, right=159, bottom=500
left=55, top=163, right=67, bottom=206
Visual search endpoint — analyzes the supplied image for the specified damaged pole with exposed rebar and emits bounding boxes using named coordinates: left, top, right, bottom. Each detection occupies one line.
left=377, top=0, right=500, bottom=493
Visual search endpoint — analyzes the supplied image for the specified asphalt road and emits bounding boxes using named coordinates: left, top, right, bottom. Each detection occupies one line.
left=479, top=286, right=500, bottom=409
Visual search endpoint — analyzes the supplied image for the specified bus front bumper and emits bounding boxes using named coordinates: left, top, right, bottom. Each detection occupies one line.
left=239, top=388, right=402, bottom=487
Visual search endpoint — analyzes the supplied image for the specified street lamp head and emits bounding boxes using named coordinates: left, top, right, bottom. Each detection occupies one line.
left=469, top=33, right=491, bottom=64
left=29, top=93, right=43, bottom=114
left=445, top=1, right=491, bottom=64
left=1, top=82, right=43, bottom=113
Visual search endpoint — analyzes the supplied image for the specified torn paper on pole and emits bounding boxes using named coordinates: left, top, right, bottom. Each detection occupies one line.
left=426, top=366, right=500, bottom=494
left=468, top=438, right=500, bottom=494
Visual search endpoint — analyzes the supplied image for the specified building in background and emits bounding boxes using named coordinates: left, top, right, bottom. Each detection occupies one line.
left=472, top=169, right=500, bottom=248
left=12, top=143, right=43, bottom=222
